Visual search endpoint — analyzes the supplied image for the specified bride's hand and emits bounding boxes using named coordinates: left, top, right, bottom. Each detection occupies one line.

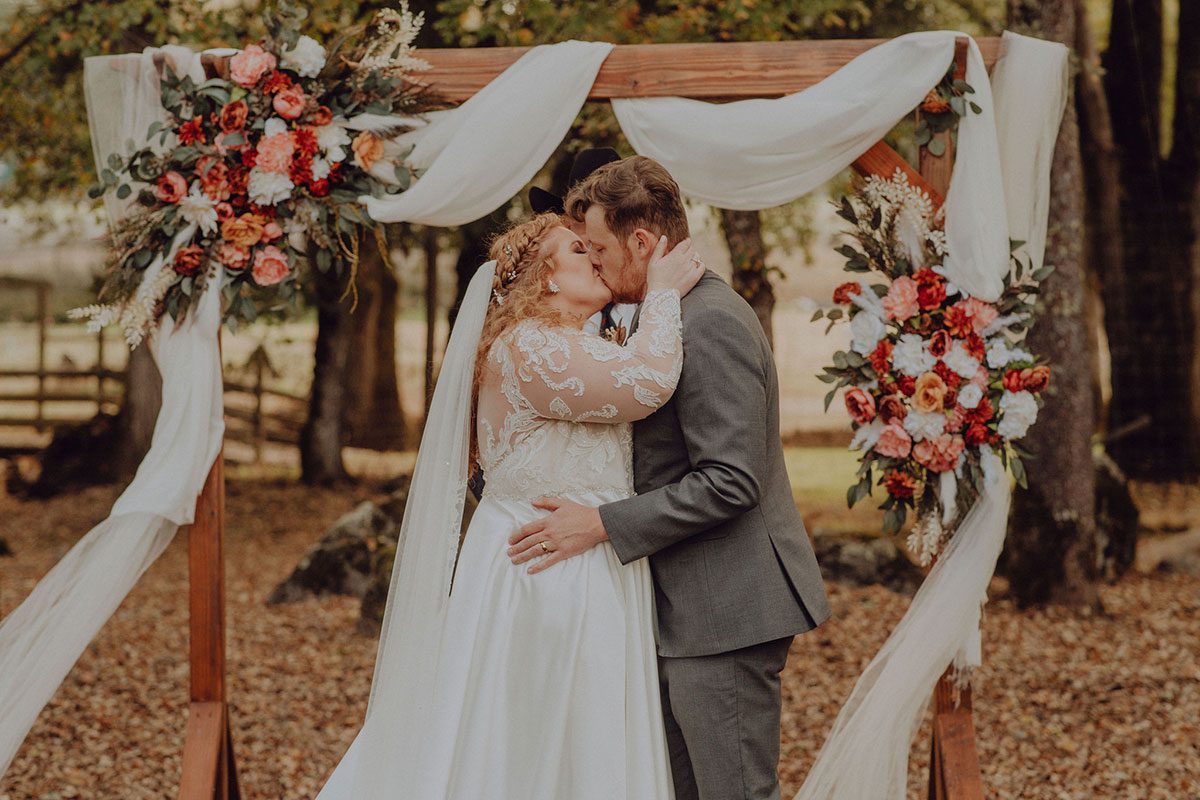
left=646, top=236, right=705, bottom=297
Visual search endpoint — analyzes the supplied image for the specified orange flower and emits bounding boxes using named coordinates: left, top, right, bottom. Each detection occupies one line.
left=221, top=213, right=267, bottom=248
left=912, top=371, right=948, bottom=414
left=1021, top=365, right=1051, bottom=393
left=833, top=281, right=861, bottom=305
left=921, top=89, right=951, bottom=114
left=844, top=387, right=877, bottom=425
left=885, top=469, right=918, bottom=499
left=352, top=131, right=386, bottom=171
left=219, top=100, right=248, bottom=133
left=173, top=245, right=205, bottom=277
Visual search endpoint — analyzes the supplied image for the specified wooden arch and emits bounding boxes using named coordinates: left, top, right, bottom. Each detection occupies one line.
left=176, top=34, right=1002, bottom=800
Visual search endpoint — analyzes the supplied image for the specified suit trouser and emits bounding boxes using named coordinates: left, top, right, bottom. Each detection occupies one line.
left=658, top=635, right=795, bottom=800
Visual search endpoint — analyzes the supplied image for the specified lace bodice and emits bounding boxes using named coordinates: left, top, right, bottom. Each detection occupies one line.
left=476, top=288, right=683, bottom=502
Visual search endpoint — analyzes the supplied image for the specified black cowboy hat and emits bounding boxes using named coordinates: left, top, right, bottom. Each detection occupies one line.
left=529, top=147, right=621, bottom=215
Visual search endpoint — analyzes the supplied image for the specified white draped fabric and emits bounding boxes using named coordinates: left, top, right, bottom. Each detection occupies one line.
left=1, top=31, right=1066, bottom=800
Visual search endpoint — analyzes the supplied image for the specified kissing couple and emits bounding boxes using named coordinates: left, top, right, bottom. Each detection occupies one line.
left=317, top=154, right=831, bottom=800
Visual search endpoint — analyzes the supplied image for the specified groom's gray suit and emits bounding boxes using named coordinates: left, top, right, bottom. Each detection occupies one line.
left=599, top=270, right=831, bottom=800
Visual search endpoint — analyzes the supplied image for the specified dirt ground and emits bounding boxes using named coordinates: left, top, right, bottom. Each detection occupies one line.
left=1, top=472, right=1197, bottom=800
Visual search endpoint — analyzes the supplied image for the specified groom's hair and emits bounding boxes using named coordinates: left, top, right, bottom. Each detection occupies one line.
left=565, top=156, right=689, bottom=247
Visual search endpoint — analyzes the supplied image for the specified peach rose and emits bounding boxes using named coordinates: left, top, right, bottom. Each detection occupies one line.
left=912, top=371, right=948, bottom=414
left=260, top=221, right=284, bottom=242
left=222, top=213, right=267, bottom=248
left=230, top=44, right=277, bottom=88
left=351, top=131, right=385, bottom=171
left=882, top=275, right=920, bottom=321
left=273, top=85, right=307, bottom=120
left=155, top=171, right=188, bottom=204
left=878, top=394, right=907, bottom=424
left=215, top=201, right=234, bottom=221
left=959, top=297, right=1000, bottom=335
left=219, top=100, right=249, bottom=133
left=256, top=132, right=295, bottom=174
left=844, top=387, right=877, bottom=425
left=251, top=245, right=290, bottom=286
left=874, top=422, right=912, bottom=459
left=913, top=433, right=966, bottom=473
left=217, top=243, right=250, bottom=270
left=1021, top=365, right=1051, bottom=393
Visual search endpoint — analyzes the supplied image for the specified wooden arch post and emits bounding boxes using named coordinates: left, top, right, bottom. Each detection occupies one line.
left=166, top=35, right=999, bottom=799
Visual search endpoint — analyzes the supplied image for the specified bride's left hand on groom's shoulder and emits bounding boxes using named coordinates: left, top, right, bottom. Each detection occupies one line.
left=507, top=498, right=608, bottom=574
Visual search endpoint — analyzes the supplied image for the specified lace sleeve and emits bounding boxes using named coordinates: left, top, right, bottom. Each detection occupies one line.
left=508, top=288, right=683, bottom=423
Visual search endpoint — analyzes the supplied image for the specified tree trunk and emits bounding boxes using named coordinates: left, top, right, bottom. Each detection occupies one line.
left=449, top=211, right=507, bottom=329
left=343, top=228, right=406, bottom=451
left=1174, top=3, right=1200, bottom=472
left=718, top=208, right=775, bottom=346
left=1101, top=0, right=1200, bottom=479
left=1003, top=0, right=1101, bottom=609
left=300, top=251, right=355, bottom=486
left=112, top=342, right=161, bottom=478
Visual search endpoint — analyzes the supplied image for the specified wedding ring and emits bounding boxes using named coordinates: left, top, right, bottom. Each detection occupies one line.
left=539, top=542, right=550, bottom=554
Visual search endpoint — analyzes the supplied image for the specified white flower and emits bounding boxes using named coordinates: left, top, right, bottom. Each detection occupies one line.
left=943, top=340, right=981, bottom=378
left=904, top=409, right=947, bottom=442
left=849, top=281, right=886, bottom=319
left=997, top=390, right=1039, bottom=440
left=178, top=183, right=218, bottom=235
left=893, top=333, right=936, bottom=377
left=957, top=383, right=984, bottom=410
left=247, top=168, right=294, bottom=205
left=280, top=34, right=326, bottom=78
left=931, top=264, right=960, bottom=297
left=310, top=156, right=330, bottom=181
left=317, top=123, right=350, bottom=162
left=263, top=116, right=289, bottom=138
left=850, top=418, right=885, bottom=452
left=986, top=338, right=1034, bottom=369
left=850, top=311, right=887, bottom=356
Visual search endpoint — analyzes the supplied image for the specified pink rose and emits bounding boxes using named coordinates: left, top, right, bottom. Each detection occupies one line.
left=260, top=221, right=284, bottom=242
left=251, top=245, right=290, bottom=286
left=154, top=171, right=188, bottom=204
left=958, top=297, right=1000, bottom=335
left=873, top=422, right=912, bottom=459
left=844, top=387, right=877, bottom=425
left=217, top=243, right=250, bottom=270
left=273, top=85, right=307, bottom=120
left=882, top=275, right=920, bottom=321
left=971, top=365, right=990, bottom=390
left=913, top=433, right=966, bottom=473
left=256, top=132, right=295, bottom=174
left=230, top=44, right=277, bottom=88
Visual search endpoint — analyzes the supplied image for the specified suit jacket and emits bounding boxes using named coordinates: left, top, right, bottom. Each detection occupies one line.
left=599, top=271, right=832, bottom=658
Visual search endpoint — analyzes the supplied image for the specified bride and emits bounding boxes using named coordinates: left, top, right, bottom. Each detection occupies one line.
left=317, top=212, right=704, bottom=799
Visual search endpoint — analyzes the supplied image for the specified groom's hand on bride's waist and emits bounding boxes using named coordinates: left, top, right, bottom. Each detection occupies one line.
left=507, top=498, right=609, bottom=574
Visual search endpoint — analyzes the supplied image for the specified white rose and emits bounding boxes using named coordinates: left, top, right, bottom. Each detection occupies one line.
left=957, top=383, right=984, bottom=410
left=997, top=390, right=1039, bottom=440
left=850, top=417, right=885, bottom=452
left=310, top=156, right=331, bottom=181
left=904, top=409, right=946, bottom=442
left=178, top=183, right=218, bottom=235
left=893, top=333, right=936, bottom=377
left=263, top=116, right=288, bottom=138
left=247, top=168, right=294, bottom=206
left=850, top=310, right=887, bottom=356
left=943, top=340, right=981, bottom=378
left=986, top=338, right=1033, bottom=369
left=280, top=35, right=326, bottom=78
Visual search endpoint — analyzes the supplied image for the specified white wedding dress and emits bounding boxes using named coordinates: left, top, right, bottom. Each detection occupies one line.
left=319, top=287, right=682, bottom=800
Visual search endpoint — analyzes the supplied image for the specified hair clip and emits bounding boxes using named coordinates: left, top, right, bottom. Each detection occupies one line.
left=492, top=289, right=505, bottom=305
left=504, top=244, right=513, bottom=259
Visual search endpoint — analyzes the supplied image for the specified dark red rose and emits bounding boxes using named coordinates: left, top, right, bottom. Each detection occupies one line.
left=869, top=339, right=893, bottom=375
left=219, top=100, right=249, bottom=133
left=897, top=374, right=917, bottom=397
left=928, top=329, right=951, bottom=358
left=177, top=115, right=205, bottom=145
left=833, top=281, right=862, bottom=305
left=964, top=422, right=990, bottom=446
left=933, top=361, right=962, bottom=390
left=967, top=397, right=995, bottom=424
left=885, top=469, right=918, bottom=499
left=173, top=245, right=205, bottom=277
left=1003, top=369, right=1025, bottom=393
left=878, top=394, right=907, bottom=424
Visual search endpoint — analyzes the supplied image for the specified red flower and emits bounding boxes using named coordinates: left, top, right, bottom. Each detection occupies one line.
left=928, top=329, right=951, bottom=359
left=309, top=178, right=330, bottom=197
left=1021, top=365, right=1051, bottom=393
left=289, top=153, right=313, bottom=186
left=933, top=361, right=962, bottom=390
left=177, top=115, right=205, bottom=145
left=913, top=268, right=947, bottom=310
left=897, top=374, right=917, bottom=397
left=241, top=147, right=258, bottom=169
left=261, top=69, right=295, bottom=95
left=945, top=402, right=965, bottom=431
left=173, top=245, right=205, bottom=277
left=964, top=422, right=990, bottom=446
left=845, top=387, right=877, bottom=425
left=943, top=304, right=973, bottom=338
left=878, top=394, right=907, bottom=424
left=311, top=105, right=333, bottom=126
left=967, top=397, right=994, bottom=424
left=291, top=126, right=319, bottom=158
left=219, top=100, right=249, bottom=133
left=884, top=469, right=918, bottom=499
left=869, top=339, right=893, bottom=375
left=1003, top=369, right=1025, bottom=393
left=833, top=281, right=862, bottom=305
left=964, top=332, right=986, bottom=361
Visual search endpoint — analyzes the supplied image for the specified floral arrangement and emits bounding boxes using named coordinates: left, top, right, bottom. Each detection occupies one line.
left=71, top=1, right=433, bottom=347
left=815, top=168, right=1052, bottom=563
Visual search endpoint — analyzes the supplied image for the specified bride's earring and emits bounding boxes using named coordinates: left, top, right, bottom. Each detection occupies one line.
left=548, top=279, right=560, bottom=294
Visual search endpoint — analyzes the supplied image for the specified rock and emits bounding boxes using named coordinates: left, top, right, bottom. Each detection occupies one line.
left=812, top=534, right=924, bottom=595
left=267, top=476, right=411, bottom=605
left=13, top=412, right=124, bottom=499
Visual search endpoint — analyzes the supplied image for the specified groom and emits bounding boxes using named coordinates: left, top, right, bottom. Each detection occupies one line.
left=508, top=155, right=832, bottom=800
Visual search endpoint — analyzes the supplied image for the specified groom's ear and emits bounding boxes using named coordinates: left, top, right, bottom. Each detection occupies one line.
left=630, top=227, right=659, bottom=257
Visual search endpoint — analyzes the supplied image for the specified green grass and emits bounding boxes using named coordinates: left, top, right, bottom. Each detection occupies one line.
left=784, top=446, right=888, bottom=537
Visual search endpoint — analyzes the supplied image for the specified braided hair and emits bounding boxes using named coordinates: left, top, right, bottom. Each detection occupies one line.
left=470, top=212, right=568, bottom=463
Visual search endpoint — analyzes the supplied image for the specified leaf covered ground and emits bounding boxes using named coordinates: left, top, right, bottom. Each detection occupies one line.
left=0, top=475, right=1197, bottom=799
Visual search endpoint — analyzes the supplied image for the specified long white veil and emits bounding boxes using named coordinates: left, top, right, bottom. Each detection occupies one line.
left=316, top=259, right=496, bottom=799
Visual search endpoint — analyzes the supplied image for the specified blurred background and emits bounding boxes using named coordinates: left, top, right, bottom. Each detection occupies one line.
left=0, top=1, right=1197, bottom=798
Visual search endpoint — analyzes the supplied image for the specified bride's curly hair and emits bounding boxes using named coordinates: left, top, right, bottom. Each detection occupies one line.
left=470, top=212, right=568, bottom=463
